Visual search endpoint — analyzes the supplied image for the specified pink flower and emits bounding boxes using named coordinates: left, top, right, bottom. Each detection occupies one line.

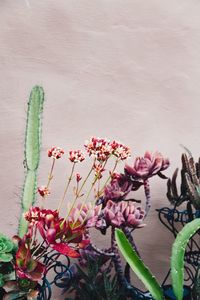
left=93, top=163, right=105, bottom=179
left=111, top=141, right=131, bottom=160
left=48, top=146, right=64, bottom=159
left=84, top=137, right=112, bottom=161
left=38, top=186, right=50, bottom=197
left=76, top=173, right=82, bottom=182
left=125, top=151, right=169, bottom=180
left=104, top=200, right=145, bottom=228
left=69, top=150, right=85, bottom=163
left=24, top=207, right=59, bottom=226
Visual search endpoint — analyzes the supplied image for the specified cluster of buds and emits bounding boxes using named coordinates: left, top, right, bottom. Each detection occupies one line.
left=38, top=186, right=50, bottom=197
left=48, top=146, right=64, bottom=159
left=93, top=162, right=105, bottom=179
left=84, top=137, right=112, bottom=161
left=69, top=150, right=85, bottom=163
left=85, top=137, right=131, bottom=162
left=24, top=206, right=59, bottom=226
left=76, top=173, right=82, bottom=182
left=111, top=140, right=131, bottom=160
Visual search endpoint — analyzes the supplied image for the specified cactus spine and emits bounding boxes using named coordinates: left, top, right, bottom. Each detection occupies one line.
left=18, top=86, right=44, bottom=237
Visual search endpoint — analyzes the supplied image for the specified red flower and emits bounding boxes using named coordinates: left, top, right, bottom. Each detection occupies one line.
left=125, top=151, right=169, bottom=180
left=111, top=141, right=131, bottom=160
left=48, top=146, right=64, bottom=159
left=69, top=150, right=85, bottom=163
left=36, top=211, right=83, bottom=258
left=76, top=173, right=82, bottom=182
left=84, top=137, right=112, bottom=161
left=38, top=186, right=50, bottom=197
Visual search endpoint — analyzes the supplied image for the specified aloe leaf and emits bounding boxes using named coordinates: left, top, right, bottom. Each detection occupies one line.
left=171, top=218, right=200, bottom=300
left=18, top=86, right=44, bottom=237
left=115, top=229, right=164, bottom=300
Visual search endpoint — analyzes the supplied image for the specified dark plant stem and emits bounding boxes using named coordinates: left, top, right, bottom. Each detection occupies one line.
left=144, top=179, right=151, bottom=217
left=123, top=226, right=140, bottom=283
left=111, top=226, right=127, bottom=286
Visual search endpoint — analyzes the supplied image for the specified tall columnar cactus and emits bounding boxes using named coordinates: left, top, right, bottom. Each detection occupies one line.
left=18, top=86, right=44, bottom=237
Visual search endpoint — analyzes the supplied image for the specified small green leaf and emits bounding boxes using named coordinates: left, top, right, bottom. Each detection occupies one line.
left=0, top=253, right=13, bottom=263
left=115, top=229, right=164, bottom=300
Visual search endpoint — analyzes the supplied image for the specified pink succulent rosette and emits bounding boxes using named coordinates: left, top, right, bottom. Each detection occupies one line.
left=125, top=151, right=169, bottom=180
left=87, top=200, right=145, bottom=230
left=104, top=200, right=145, bottom=228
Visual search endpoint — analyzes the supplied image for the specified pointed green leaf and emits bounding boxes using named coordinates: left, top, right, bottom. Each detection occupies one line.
left=171, top=218, right=200, bottom=300
left=115, top=229, right=164, bottom=300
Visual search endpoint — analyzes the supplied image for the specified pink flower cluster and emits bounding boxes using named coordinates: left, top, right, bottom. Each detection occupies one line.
left=38, top=186, right=50, bottom=197
left=69, top=150, right=85, bottom=163
left=48, top=146, right=64, bottom=159
left=84, top=137, right=131, bottom=162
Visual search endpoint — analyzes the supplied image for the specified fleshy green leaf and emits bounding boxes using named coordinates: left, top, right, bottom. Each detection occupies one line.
left=171, top=218, right=200, bottom=300
left=115, top=229, right=164, bottom=300
left=0, top=253, right=13, bottom=263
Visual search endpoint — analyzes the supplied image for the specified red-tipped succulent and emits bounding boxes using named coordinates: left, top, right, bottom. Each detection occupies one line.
left=15, top=242, right=45, bottom=282
left=125, top=151, right=169, bottom=180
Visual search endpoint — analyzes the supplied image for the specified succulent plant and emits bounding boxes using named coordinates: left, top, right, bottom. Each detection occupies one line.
left=116, top=217, right=200, bottom=300
left=0, top=234, right=15, bottom=263
left=167, top=151, right=200, bottom=209
left=125, top=151, right=169, bottom=180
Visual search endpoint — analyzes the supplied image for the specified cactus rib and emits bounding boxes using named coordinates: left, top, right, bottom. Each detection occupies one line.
left=18, top=86, right=44, bottom=237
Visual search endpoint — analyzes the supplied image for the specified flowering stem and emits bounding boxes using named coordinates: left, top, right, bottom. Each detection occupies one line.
left=62, top=159, right=96, bottom=225
left=41, top=158, right=55, bottom=208
left=46, top=158, right=55, bottom=189
left=144, top=179, right=151, bottom=217
left=111, top=226, right=127, bottom=286
left=57, top=162, right=76, bottom=212
left=99, top=158, right=119, bottom=196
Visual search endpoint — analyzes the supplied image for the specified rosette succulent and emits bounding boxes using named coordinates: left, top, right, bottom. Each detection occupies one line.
left=0, top=234, right=15, bottom=263
left=125, top=151, right=169, bottom=180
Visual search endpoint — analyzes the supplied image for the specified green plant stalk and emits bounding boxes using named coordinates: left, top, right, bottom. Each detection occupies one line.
left=18, top=86, right=44, bottom=237
left=171, top=218, right=200, bottom=300
left=115, top=229, right=164, bottom=300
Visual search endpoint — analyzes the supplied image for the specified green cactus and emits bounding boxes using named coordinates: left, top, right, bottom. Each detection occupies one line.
left=171, top=218, right=200, bottom=300
left=18, top=86, right=44, bottom=237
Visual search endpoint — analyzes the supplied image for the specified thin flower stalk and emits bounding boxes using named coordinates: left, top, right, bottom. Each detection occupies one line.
left=99, top=158, right=119, bottom=196
left=57, top=162, right=76, bottom=212
left=62, top=159, right=96, bottom=225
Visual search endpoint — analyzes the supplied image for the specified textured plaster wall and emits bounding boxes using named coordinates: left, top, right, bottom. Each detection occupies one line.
left=1, top=1, right=200, bottom=298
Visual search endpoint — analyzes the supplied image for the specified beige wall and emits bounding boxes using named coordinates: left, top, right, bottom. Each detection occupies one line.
left=1, top=1, right=200, bottom=298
